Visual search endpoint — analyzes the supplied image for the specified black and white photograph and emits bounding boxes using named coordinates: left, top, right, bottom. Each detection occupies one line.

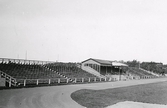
left=0, top=0, right=167, bottom=108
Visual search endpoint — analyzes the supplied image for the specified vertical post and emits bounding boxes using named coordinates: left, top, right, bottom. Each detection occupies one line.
left=36, top=79, right=39, bottom=85
left=82, top=78, right=84, bottom=83
left=74, top=78, right=77, bottom=83
left=66, top=79, right=69, bottom=83
left=109, top=77, right=112, bottom=81
left=94, top=77, right=96, bottom=82
left=58, top=79, right=60, bottom=83
left=88, top=78, right=90, bottom=82
left=24, top=80, right=26, bottom=86
left=100, top=78, right=101, bottom=82
left=4, top=73, right=6, bottom=78
left=9, top=77, right=11, bottom=87
left=48, top=79, right=51, bottom=84
left=105, top=77, right=106, bottom=81
left=106, top=66, right=107, bottom=74
left=119, top=67, right=121, bottom=81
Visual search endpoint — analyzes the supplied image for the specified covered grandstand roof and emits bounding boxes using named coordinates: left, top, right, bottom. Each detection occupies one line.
left=112, top=62, right=128, bottom=67
left=91, top=58, right=112, bottom=65
left=82, top=58, right=128, bottom=67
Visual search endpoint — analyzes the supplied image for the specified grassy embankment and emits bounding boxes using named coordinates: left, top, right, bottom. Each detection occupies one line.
left=71, top=81, right=167, bottom=108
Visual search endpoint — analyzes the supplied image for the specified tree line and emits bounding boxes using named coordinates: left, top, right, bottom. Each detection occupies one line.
left=126, top=60, right=167, bottom=75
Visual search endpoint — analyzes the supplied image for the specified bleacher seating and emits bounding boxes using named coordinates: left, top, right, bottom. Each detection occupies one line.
left=45, top=62, right=95, bottom=79
left=0, top=62, right=63, bottom=79
left=128, top=67, right=154, bottom=77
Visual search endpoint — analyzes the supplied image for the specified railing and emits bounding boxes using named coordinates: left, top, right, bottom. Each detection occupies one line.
left=139, top=68, right=160, bottom=76
left=16, top=77, right=121, bottom=87
left=15, top=75, right=162, bottom=87
left=17, top=78, right=68, bottom=86
left=42, top=65, right=73, bottom=81
left=0, top=71, right=17, bottom=87
left=0, top=71, right=162, bottom=88
left=82, top=66, right=106, bottom=78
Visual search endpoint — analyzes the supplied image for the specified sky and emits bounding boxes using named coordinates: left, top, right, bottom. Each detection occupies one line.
left=0, top=0, right=167, bottom=64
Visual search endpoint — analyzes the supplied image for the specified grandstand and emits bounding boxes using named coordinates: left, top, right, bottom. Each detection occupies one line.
left=0, top=58, right=68, bottom=87
left=81, top=58, right=128, bottom=80
left=140, top=62, right=165, bottom=75
left=0, top=58, right=161, bottom=88
left=45, top=62, right=96, bottom=79
left=0, top=58, right=97, bottom=87
left=128, top=67, right=154, bottom=77
left=0, top=62, right=63, bottom=79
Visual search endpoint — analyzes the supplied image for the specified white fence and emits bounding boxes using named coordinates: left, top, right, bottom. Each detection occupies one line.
left=14, top=75, right=160, bottom=87
left=0, top=70, right=162, bottom=87
left=16, top=77, right=120, bottom=86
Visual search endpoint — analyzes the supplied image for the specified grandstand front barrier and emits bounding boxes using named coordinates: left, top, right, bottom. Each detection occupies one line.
left=13, top=75, right=161, bottom=87
left=17, top=78, right=68, bottom=86
left=0, top=71, right=17, bottom=87
left=15, top=77, right=122, bottom=86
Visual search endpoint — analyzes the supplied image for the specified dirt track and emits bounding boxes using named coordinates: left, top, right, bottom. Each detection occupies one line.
left=1, top=78, right=167, bottom=108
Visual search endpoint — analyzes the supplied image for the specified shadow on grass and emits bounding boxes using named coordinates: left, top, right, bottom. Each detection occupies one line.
left=71, top=81, right=167, bottom=108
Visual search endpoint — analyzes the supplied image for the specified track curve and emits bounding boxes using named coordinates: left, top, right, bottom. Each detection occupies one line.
left=1, top=78, right=167, bottom=108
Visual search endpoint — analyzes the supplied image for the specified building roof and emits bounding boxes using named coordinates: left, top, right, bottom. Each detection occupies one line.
left=91, top=58, right=112, bottom=65
left=82, top=58, right=128, bottom=67
left=112, top=62, right=128, bottom=67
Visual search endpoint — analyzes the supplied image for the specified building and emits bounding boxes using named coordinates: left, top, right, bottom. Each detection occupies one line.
left=81, top=58, right=128, bottom=76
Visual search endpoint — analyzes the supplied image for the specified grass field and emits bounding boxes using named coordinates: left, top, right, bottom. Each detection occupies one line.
left=71, top=81, right=167, bottom=108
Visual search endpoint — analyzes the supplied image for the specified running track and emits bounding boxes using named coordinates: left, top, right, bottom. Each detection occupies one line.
left=0, top=77, right=167, bottom=108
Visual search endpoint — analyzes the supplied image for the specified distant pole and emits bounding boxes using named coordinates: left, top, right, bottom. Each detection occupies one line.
left=26, top=51, right=27, bottom=60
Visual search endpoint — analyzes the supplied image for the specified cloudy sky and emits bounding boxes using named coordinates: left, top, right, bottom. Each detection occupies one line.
left=0, top=0, right=167, bottom=63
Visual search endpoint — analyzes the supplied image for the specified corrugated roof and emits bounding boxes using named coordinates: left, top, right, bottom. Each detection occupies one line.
left=112, top=62, right=128, bottom=67
left=82, top=58, right=128, bottom=67
left=92, top=58, right=112, bottom=65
